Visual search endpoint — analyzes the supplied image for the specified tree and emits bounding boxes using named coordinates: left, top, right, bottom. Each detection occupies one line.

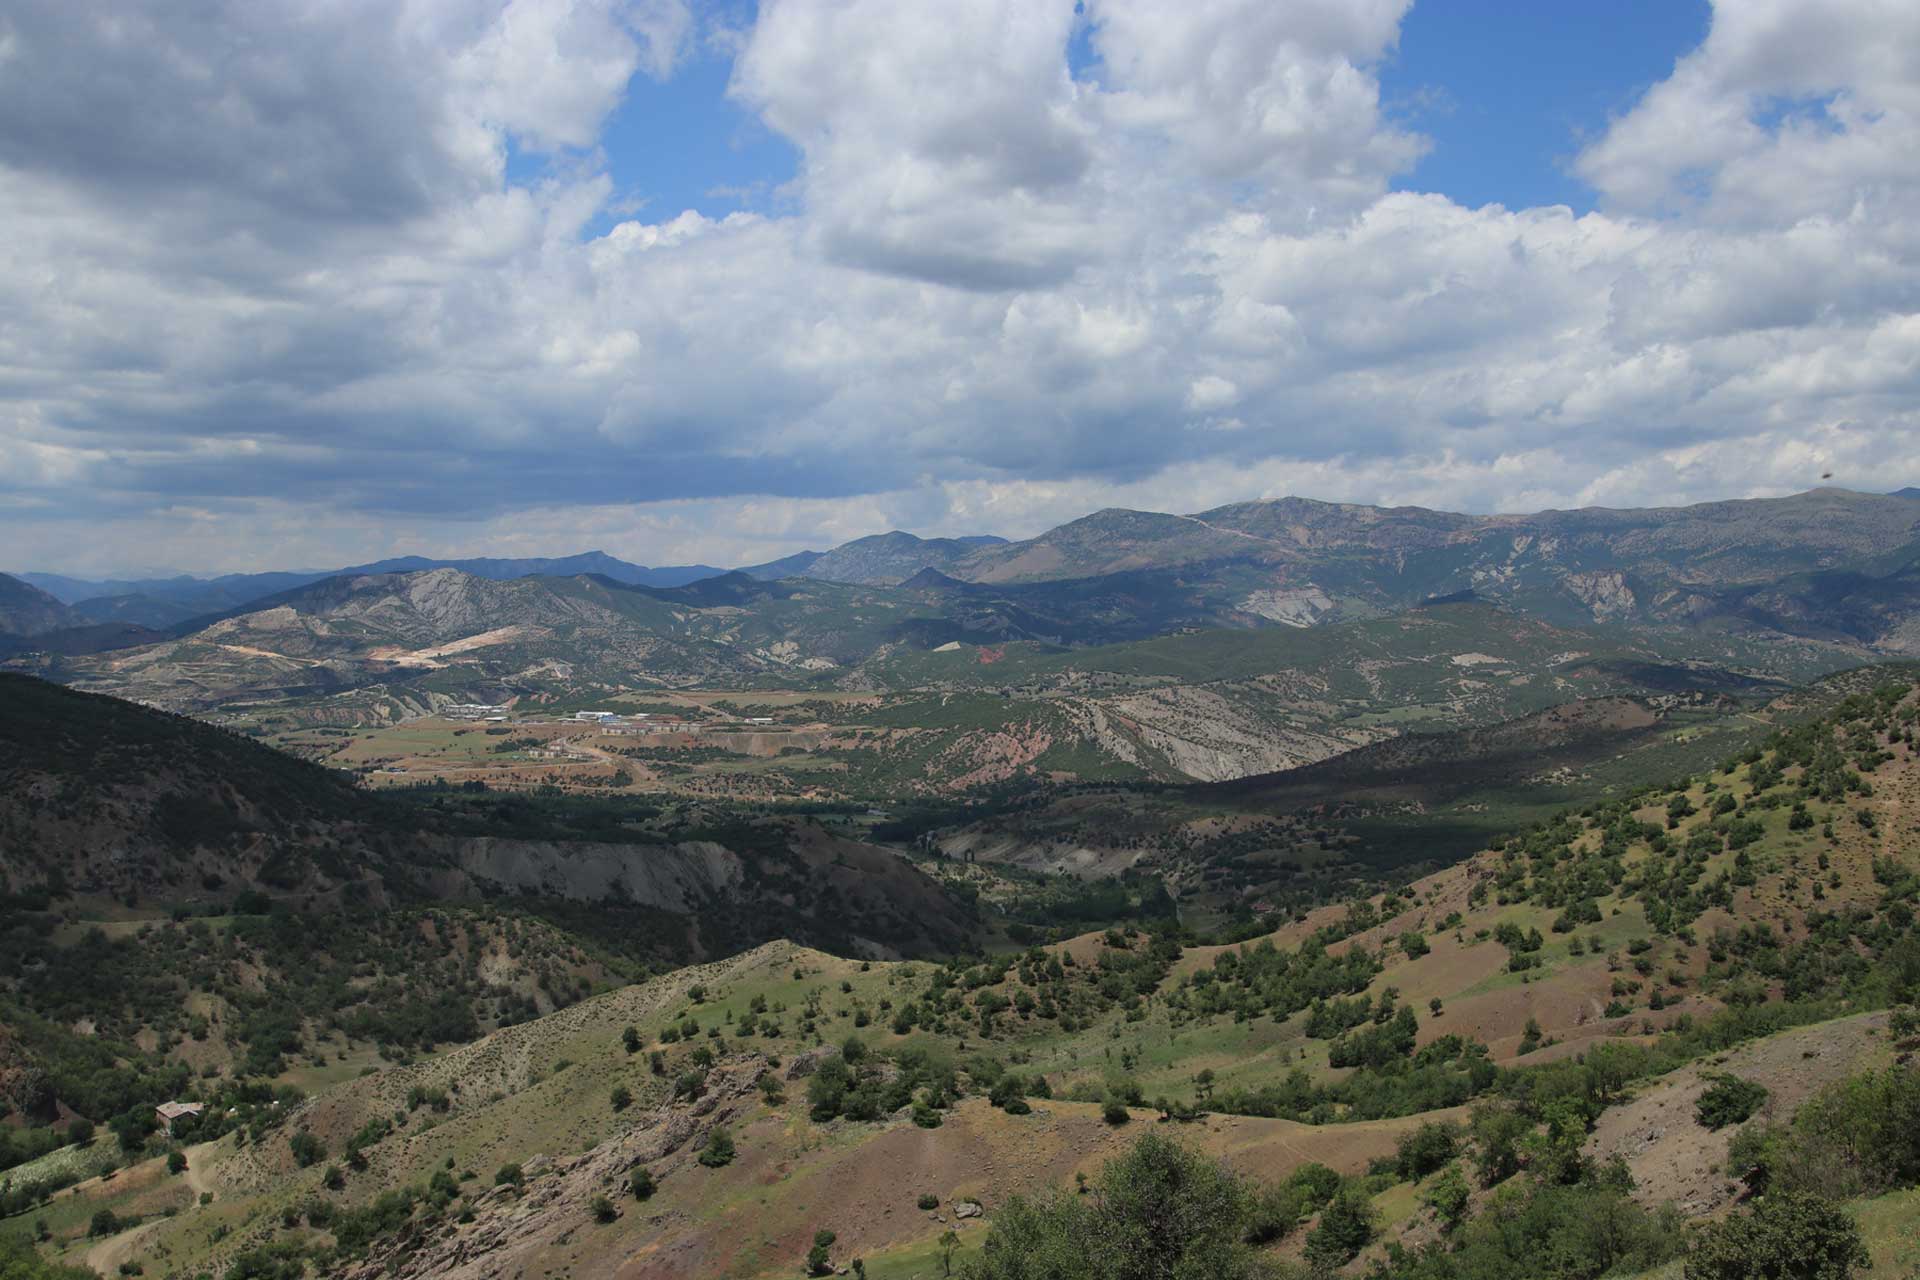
left=630, top=1166, right=655, bottom=1200
left=990, top=1075, right=1031, bottom=1115
left=591, top=1194, right=617, bottom=1223
left=610, top=1085, right=633, bottom=1112
left=167, top=1151, right=187, bottom=1175
left=961, top=1132, right=1269, bottom=1280
left=940, top=1230, right=961, bottom=1279
left=288, top=1131, right=325, bottom=1168
left=622, top=1026, right=641, bottom=1054
left=806, top=1228, right=837, bottom=1276
left=1685, top=1191, right=1869, bottom=1280
left=1471, top=1103, right=1531, bottom=1186
left=1394, top=1121, right=1460, bottom=1180
left=1422, top=1163, right=1470, bottom=1233
left=1304, top=1187, right=1376, bottom=1270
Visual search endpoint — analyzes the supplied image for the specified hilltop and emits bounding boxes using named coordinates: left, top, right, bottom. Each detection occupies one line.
left=0, top=575, right=83, bottom=639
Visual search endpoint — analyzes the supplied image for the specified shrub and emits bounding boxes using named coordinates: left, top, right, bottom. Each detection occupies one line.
left=1102, top=1100, right=1130, bottom=1126
left=629, top=1166, right=655, bottom=1200
left=918, top=1193, right=939, bottom=1210
left=1289, top=1162, right=1342, bottom=1210
left=494, top=1163, right=523, bottom=1187
left=1241, top=1184, right=1300, bottom=1245
left=1695, top=1074, right=1769, bottom=1130
left=167, top=1151, right=187, bottom=1175
left=288, top=1131, right=325, bottom=1167
left=610, top=1086, right=633, bottom=1112
left=591, top=1194, right=617, bottom=1223
left=697, top=1128, right=735, bottom=1168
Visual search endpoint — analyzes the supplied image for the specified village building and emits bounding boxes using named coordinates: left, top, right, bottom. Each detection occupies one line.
left=155, top=1100, right=204, bottom=1135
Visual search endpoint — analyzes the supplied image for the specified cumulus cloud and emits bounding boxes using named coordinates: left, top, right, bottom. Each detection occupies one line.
left=1, top=0, right=1918, bottom=575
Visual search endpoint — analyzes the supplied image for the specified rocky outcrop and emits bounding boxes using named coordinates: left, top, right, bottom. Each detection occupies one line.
left=0, top=1022, right=54, bottom=1122
left=1562, top=570, right=1638, bottom=622
left=340, top=1056, right=771, bottom=1280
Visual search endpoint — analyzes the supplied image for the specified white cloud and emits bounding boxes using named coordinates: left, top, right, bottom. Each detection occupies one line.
left=1575, top=0, right=1920, bottom=224
left=2, top=0, right=1919, bottom=576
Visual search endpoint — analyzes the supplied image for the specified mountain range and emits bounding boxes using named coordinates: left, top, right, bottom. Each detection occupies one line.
left=12, top=487, right=1919, bottom=641
left=13, top=552, right=744, bottom=630
left=5, top=489, right=1920, bottom=768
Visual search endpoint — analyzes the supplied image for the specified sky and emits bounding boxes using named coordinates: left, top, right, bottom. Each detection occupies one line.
left=3, top=0, right=1918, bottom=577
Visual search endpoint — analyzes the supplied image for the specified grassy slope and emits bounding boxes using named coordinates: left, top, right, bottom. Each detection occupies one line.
left=26, top=677, right=1917, bottom=1277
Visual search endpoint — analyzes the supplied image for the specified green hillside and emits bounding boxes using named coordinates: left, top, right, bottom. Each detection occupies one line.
left=11, top=673, right=1915, bottom=1279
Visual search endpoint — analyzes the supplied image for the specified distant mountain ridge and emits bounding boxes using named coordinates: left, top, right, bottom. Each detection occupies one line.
left=0, top=573, right=85, bottom=637
left=17, top=551, right=731, bottom=629
left=792, top=531, right=1010, bottom=585
left=11, top=488, right=1920, bottom=705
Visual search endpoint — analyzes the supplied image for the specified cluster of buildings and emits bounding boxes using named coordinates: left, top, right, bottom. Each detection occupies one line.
left=440, top=705, right=781, bottom=735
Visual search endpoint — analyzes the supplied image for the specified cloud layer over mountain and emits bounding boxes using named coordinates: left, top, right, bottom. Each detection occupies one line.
left=3, top=0, right=1917, bottom=572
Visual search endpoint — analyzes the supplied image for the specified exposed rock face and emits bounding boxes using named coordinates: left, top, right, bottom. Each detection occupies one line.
left=444, top=838, right=744, bottom=914
left=1072, top=684, right=1376, bottom=783
left=1563, top=570, right=1637, bottom=622
left=783, top=1045, right=842, bottom=1081
left=1238, top=586, right=1334, bottom=627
